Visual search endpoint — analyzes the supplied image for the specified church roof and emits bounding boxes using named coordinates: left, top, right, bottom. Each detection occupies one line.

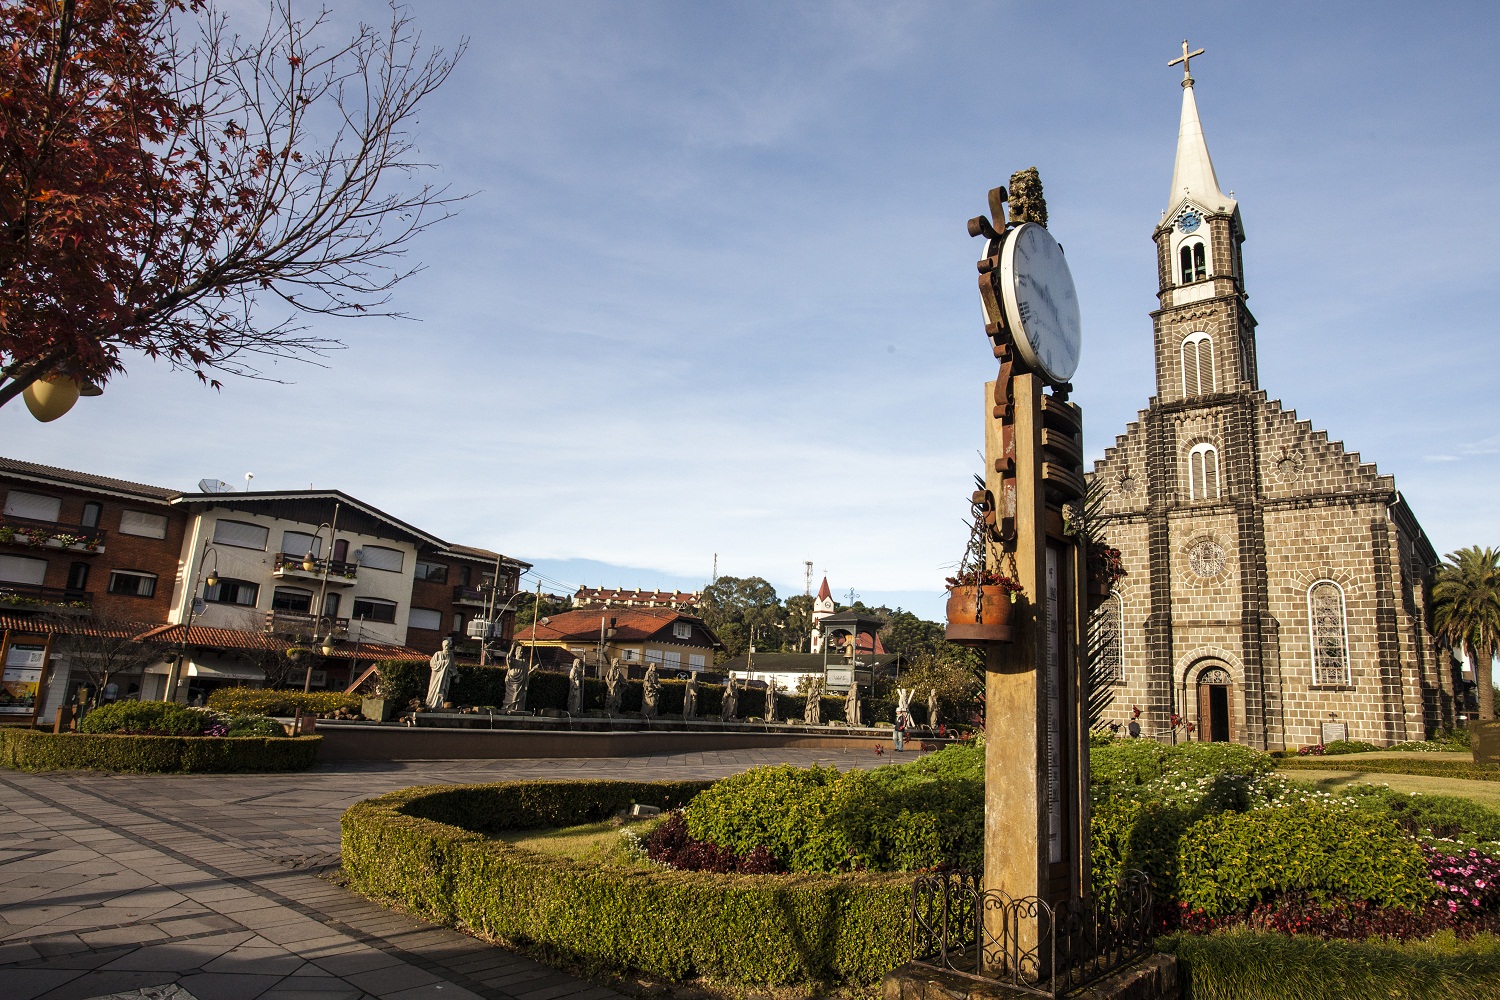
left=1167, top=67, right=1237, bottom=219
left=816, top=577, right=831, bottom=600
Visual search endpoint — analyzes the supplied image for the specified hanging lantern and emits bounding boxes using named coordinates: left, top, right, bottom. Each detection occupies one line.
left=303, top=550, right=317, bottom=572
left=205, top=570, right=219, bottom=588
left=22, top=376, right=82, bottom=422
left=320, top=636, right=336, bottom=656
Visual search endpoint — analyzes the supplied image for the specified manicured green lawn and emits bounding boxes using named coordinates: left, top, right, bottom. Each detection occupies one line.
left=1286, top=770, right=1500, bottom=811
left=494, top=819, right=656, bottom=865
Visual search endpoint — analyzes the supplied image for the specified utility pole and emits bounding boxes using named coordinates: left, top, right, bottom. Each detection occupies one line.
left=804, top=561, right=812, bottom=596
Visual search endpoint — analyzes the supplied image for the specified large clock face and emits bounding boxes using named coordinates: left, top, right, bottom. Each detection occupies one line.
left=995, top=223, right=1081, bottom=383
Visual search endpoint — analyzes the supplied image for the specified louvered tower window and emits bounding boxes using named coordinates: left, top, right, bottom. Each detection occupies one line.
left=1188, top=443, right=1220, bottom=501
left=1181, top=333, right=1215, bottom=396
left=1308, top=581, right=1351, bottom=686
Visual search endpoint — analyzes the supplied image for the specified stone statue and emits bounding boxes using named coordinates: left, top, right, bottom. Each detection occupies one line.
left=683, top=672, right=698, bottom=719
left=845, top=681, right=861, bottom=726
left=803, top=676, right=822, bottom=725
left=896, top=687, right=915, bottom=730
left=765, top=679, right=779, bottom=723
left=927, top=687, right=941, bottom=731
left=642, top=663, right=661, bottom=718
left=605, top=658, right=624, bottom=715
left=425, top=638, right=454, bottom=709
left=720, top=676, right=738, bottom=721
left=567, top=658, right=584, bottom=714
left=502, top=648, right=530, bottom=713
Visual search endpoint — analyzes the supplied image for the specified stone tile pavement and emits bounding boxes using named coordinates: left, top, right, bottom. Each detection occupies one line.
left=0, top=748, right=888, bottom=1000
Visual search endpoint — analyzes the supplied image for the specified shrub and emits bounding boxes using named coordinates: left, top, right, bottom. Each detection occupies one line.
left=1426, top=847, right=1500, bottom=917
left=685, top=765, right=854, bottom=871
left=79, top=700, right=209, bottom=736
left=645, top=812, right=782, bottom=873
left=341, top=781, right=913, bottom=987
left=1091, top=738, right=1167, bottom=785
left=1278, top=758, right=1500, bottom=782
left=1341, top=785, right=1500, bottom=844
left=226, top=714, right=287, bottom=738
left=1322, top=739, right=1383, bottom=755
left=1160, top=742, right=1275, bottom=780
left=207, top=688, right=361, bottom=716
left=1175, top=801, right=1430, bottom=918
left=0, top=729, right=319, bottom=773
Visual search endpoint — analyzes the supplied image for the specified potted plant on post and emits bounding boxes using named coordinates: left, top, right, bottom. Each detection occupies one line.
left=945, top=477, right=1023, bottom=646
left=1086, top=543, right=1126, bottom=609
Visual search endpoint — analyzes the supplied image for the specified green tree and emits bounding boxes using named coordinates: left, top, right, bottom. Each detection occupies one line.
left=783, top=594, right=814, bottom=653
left=898, top=652, right=982, bottom=727
left=1432, top=546, right=1500, bottom=721
left=700, top=576, right=783, bottom=658
left=514, top=592, right=572, bottom=630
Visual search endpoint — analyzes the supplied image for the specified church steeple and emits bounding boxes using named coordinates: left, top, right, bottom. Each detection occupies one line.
left=1166, top=40, right=1235, bottom=217
left=1151, top=41, right=1257, bottom=404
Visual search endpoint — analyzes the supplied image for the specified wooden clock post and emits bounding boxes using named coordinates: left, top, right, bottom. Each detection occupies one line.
left=970, top=174, right=1091, bottom=970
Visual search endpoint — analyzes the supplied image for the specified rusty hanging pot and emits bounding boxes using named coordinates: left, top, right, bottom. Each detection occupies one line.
left=944, top=585, right=1015, bottom=644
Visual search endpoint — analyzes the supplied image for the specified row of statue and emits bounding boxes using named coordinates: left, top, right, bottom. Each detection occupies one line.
left=426, top=637, right=942, bottom=728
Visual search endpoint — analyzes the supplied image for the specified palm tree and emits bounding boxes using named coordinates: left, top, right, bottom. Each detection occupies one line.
left=1431, top=546, right=1500, bottom=721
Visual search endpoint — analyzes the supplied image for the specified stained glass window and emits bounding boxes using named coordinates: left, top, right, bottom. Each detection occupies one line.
left=1309, top=581, right=1350, bottom=686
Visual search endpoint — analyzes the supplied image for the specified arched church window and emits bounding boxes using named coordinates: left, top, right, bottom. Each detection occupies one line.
left=1188, top=443, right=1220, bottom=501
left=1090, top=593, right=1123, bottom=684
left=1192, top=242, right=1207, bottom=280
left=1181, top=333, right=1215, bottom=396
left=1308, top=580, right=1351, bottom=686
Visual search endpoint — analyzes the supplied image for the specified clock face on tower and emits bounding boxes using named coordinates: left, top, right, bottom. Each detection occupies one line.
left=995, top=223, right=1082, bottom=383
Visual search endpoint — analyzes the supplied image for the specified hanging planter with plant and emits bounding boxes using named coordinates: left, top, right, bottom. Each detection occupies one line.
left=945, top=476, right=1023, bottom=645
left=1086, top=543, right=1126, bottom=609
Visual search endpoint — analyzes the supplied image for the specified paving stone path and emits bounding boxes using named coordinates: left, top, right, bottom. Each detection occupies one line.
left=0, top=748, right=887, bottom=1000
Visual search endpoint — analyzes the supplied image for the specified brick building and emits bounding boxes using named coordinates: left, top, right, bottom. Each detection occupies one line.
left=1086, top=66, right=1450, bottom=749
left=0, top=458, right=527, bottom=722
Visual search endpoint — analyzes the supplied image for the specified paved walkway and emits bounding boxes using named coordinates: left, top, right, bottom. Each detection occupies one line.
left=0, top=749, right=887, bottom=1000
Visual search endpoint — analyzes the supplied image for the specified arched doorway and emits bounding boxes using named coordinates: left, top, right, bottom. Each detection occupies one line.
left=1196, top=664, right=1233, bottom=742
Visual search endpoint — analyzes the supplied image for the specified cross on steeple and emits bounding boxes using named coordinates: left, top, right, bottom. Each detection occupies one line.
left=1168, top=39, right=1205, bottom=87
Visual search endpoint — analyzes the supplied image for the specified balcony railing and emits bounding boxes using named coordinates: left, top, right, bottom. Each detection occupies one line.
left=0, top=514, right=107, bottom=554
left=0, top=582, right=93, bottom=610
left=272, top=552, right=358, bottom=584
left=453, top=583, right=515, bottom=608
left=264, top=610, right=350, bottom=636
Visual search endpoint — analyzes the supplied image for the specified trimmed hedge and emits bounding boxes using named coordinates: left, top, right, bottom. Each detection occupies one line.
left=1162, top=928, right=1500, bottom=1000
left=0, top=728, right=321, bottom=773
left=1278, top=757, right=1500, bottom=782
left=207, top=688, right=361, bottom=716
left=341, top=780, right=914, bottom=987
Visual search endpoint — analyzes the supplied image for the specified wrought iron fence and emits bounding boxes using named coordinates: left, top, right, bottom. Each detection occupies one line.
left=909, top=869, right=1153, bottom=997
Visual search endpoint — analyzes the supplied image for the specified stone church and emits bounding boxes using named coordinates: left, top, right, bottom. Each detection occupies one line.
left=1088, top=56, right=1453, bottom=749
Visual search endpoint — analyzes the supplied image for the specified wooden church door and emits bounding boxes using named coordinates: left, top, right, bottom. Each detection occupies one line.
left=1196, top=665, right=1233, bottom=742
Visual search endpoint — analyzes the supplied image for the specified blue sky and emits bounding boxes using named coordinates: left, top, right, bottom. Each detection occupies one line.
left=5, top=2, right=1498, bottom=621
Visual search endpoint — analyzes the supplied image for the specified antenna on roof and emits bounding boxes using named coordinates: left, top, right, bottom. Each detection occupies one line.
left=244, top=473, right=254, bottom=491
left=197, top=479, right=232, bottom=494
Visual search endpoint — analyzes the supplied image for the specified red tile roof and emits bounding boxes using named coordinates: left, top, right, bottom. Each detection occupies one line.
left=572, top=586, right=701, bottom=609
left=515, top=607, right=702, bottom=644
left=0, top=617, right=427, bottom=662
left=0, top=457, right=178, bottom=501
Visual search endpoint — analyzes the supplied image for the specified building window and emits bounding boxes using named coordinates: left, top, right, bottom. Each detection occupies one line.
left=80, top=503, right=101, bottom=529
left=1179, top=240, right=1207, bottom=283
left=414, top=561, right=448, bottom=584
left=458, top=565, right=472, bottom=586
left=409, top=608, right=443, bottom=631
left=271, top=586, right=313, bottom=613
left=358, top=545, right=404, bottom=573
left=352, top=597, right=397, bottom=623
left=664, top=650, right=682, bottom=668
left=4, top=491, right=61, bottom=522
left=672, top=622, right=692, bottom=640
left=1188, top=443, right=1220, bottom=501
left=689, top=654, right=706, bottom=670
left=323, top=592, right=341, bottom=618
left=67, top=562, right=90, bottom=591
left=622, top=648, right=640, bottom=662
left=106, top=570, right=158, bottom=598
left=0, top=554, right=48, bottom=585
left=119, top=510, right=168, bottom=539
left=213, top=519, right=268, bottom=550
left=204, top=578, right=259, bottom=606
left=1180, top=333, right=1215, bottom=396
left=281, top=531, right=321, bottom=558
left=1309, top=580, right=1351, bottom=686
left=645, top=649, right=664, bottom=665
left=1091, top=593, right=1123, bottom=684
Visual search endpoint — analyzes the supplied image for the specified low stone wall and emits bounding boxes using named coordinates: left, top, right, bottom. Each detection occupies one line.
left=316, top=722, right=911, bottom=761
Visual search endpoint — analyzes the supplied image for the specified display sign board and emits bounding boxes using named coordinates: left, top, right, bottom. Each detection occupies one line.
left=824, top=667, right=854, bottom=689
left=1321, top=721, right=1349, bottom=746
left=0, top=643, right=45, bottom=714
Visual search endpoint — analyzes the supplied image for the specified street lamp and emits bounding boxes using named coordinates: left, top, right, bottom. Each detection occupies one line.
left=303, top=503, right=342, bottom=693
left=166, top=541, right=219, bottom=702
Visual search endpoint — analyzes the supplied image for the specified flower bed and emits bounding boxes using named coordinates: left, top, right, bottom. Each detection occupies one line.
left=207, top=688, right=361, bottom=717
left=0, top=728, right=320, bottom=773
left=340, top=779, right=913, bottom=988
